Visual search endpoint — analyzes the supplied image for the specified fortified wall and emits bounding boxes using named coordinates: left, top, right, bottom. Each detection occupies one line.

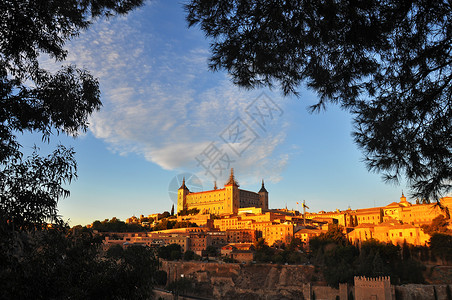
left=160, top=261, right=452, bottom=300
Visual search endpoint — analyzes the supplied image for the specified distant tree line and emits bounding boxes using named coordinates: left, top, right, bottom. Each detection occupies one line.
left=178, top=208, right=200, bottom=216
left=92, top=217, right=144, bottom=232
left=89, top=216, right=198, bottom=232
left=253, top=237, right=308, bottom=265
left=153, top=219, right=198, bottom=231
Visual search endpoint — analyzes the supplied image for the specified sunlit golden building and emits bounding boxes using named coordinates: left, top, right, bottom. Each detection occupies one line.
left=263, top=222, right=294, bottom=246
left=347, top=221, right=431, bottom=246
left=177, top=169, right=268, bottom=214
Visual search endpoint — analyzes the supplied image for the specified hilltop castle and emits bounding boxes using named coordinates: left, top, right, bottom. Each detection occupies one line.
left=177, top=169, right=268, bottom=215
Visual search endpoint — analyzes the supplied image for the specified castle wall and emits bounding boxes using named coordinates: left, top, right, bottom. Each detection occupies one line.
left=179, top=187, right=236, bottom=215
left=186, top=199, right=227, bottom=215
left=160, top=261, right=452, bottom=300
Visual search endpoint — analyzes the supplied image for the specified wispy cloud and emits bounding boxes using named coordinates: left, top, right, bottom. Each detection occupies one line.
left=50, top=2, right=290, bottom=185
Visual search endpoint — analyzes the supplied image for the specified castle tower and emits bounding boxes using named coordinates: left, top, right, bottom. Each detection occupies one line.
left=258, top=179, right=269, bottom=209
left=177, top=177, right=190, bottom=213
left=224, top=168, right=239, bottom=214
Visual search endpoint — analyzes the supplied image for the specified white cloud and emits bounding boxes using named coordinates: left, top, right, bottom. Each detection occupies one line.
left=144, top=142, right=210, bottom=170
left=57, top=2, right=290, bottom=185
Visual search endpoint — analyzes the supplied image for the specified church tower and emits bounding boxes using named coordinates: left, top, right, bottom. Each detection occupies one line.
left=177, top=178, right=190, bottom=213
left=400, top=192, right=407, bottom=203
left=259, top=179, right=269, bottom=209
left=224, top=168, right=240, bottom=214
left=399, top=192, right=410, bottom=207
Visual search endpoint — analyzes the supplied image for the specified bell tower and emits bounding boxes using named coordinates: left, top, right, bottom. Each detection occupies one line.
left=258, top=179, right=269, bottom=209
left=224, top=168, right=239, bottom=214
left=177, top=178, right=190, bottom=213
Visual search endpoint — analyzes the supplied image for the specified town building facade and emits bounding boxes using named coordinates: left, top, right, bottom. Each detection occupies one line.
left=106, top=184, right=452, bottom=254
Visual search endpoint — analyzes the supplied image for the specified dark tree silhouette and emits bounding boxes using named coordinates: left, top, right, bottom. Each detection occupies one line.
left=429, top=233, right=452, bottom=263
left=1, top=228, right=158, bottom=299
left=0, top=0, right=144, bottom=228
left=185, top=0, right=452, bottom=201
left=421, top=215, right=451, bottom=235
left=158, top=243, right=183, bottom=260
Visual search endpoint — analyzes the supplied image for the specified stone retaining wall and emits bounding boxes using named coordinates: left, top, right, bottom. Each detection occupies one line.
left=160, top=261, right=452, bottom=300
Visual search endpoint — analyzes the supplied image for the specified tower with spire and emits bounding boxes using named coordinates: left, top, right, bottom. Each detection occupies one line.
left=177, top=177, right=190, bottom=213
left=258, top=179, right=269, bottom=209
left=225, top=168, right=239, bottom=186
left=224, top=168, right=240, bottom=213
left=399, top=191, right=410, bottom=207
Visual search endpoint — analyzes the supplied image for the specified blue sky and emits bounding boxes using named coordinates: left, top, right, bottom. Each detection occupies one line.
left=22, top=0, right=412, bottom=226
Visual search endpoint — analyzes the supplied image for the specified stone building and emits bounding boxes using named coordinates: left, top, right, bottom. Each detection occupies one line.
left=177, top=169, right=268, bottom=214
left=304, top=195, right=452, bottom=230
left=263, top=222, right=294, bottom=246
left=226, top=229, right=256, bottom=243
left=347, top=221, right=431, bottom=246
left=397, top=196, right=452, bottom=226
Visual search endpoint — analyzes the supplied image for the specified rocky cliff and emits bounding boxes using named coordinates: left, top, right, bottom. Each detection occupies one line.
left=162, top=261, right=316, bottom=299
left=161, top=261, right=452, bottom=300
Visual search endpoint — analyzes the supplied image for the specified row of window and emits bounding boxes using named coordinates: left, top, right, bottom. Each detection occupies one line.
left=357, top=216, right=378, bottom=221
